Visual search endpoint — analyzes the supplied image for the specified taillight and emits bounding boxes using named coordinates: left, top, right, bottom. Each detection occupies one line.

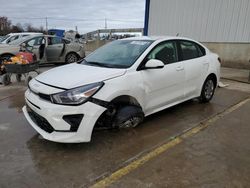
left=218, top=57, right=221, bottom=63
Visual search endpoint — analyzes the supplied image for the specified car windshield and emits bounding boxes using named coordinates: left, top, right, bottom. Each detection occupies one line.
left=8, top=36, right=32, bottom=45
left=0, top=34, right=10, bottom=43
left=82, top=40, right=152, bottom=68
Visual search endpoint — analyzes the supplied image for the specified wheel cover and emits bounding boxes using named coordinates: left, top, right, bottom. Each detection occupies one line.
left=120, top=117, right=141, bottom=128
left=67, top=54, right=78, bottom=63
left=204, top=80, right=214, bottom=99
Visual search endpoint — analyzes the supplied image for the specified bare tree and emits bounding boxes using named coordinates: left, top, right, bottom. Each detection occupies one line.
left=11, top=23, right=24, bottom=33
left=0, top=16, right=11, bottom=35
left=0, top=17, right=45, bottom=35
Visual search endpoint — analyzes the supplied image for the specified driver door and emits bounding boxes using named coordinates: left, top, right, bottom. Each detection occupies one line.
left=46, top=37, right=65, bottom=62
left=25, top=36, right=45, bottom=61
left=140, top=40, right=185, bottom=114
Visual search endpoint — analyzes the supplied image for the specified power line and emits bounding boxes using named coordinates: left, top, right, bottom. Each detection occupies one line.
left=7, top=16, right=143, bottom=23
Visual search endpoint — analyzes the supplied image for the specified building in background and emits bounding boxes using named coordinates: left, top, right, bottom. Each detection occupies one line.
left=144, top=0, right=250, bottom=69
left=48, top=29, right=65, bottom=38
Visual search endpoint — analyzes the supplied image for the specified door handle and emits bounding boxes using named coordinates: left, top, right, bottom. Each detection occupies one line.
left=176, top=66, right=184, bottom=71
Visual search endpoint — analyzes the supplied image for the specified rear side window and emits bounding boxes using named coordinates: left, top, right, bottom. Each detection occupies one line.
left=49, top=37, right=63, bottom=45
left=147, top=41, right=178, bottom=64
left=179, top=40, right=205, bottom=61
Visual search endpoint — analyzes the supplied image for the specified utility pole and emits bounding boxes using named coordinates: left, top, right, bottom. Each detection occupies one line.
left=248, top=59, right=250, bottom=82
left=45, top=17, right=48, bottom=34
left=105, top=18, right=107, bottom=29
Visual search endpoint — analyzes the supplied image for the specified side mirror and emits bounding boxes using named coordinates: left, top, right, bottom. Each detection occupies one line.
left=21, top=43, right=26, bottom=47
left=20, top=43, right=27, bottom=52
left=143, top=59, right=164, bottom=70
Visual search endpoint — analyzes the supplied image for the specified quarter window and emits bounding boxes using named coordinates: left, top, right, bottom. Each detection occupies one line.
left=180, top=41, right=205, bottom=60
left=147, top=41, right=177, bottom=64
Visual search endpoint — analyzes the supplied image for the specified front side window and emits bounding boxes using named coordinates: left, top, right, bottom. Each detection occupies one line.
left=147, top=41, right=177, bottom=64
left=83, top=40, right=153, bottom=68
left=26, top=36, right=44, bottom=47
left=179, top=41, right=204, bottom=60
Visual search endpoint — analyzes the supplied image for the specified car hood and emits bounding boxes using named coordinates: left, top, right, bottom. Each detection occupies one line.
left=36, top=63, right=126, bottom=89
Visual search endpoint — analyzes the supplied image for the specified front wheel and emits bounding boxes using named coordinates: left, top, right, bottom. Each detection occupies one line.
left=112, top=106, right=144, bottom=128
left=199, top=77, right=215, bottom=103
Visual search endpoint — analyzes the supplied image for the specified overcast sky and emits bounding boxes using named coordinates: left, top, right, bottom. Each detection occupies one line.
left=1, top=0, right=145, bottom=33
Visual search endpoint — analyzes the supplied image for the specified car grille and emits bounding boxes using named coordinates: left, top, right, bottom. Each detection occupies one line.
left=26, top=104, right=54, bottom=133
left=28, top=85, right=51, bottom=102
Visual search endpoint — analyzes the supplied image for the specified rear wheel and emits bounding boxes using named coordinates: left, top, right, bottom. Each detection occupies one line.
left=112, top=106, right=144, bottom=128
left=199, top=77, right=215, bottom=103
left=65, top=53, right=79, bottom=64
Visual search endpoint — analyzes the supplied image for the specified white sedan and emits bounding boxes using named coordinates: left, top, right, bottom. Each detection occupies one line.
left=23, top=36, right=220, bottom=143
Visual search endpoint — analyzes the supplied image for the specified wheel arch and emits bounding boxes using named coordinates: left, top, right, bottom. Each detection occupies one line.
left=0, top=53, right=15, bottom=59
left=206, top=73, right=218, bottom=87
left=94, top=95, right=143, bottom=128
left=66, top=51, right=80, bottom=58
left=110, top=95, right=143, bottom=109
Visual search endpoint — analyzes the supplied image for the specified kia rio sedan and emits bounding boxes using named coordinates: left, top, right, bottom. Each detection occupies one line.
left=22, top=36, right=220, bottom=143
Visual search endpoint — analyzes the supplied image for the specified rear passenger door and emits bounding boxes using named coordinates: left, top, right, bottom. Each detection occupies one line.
left=141, top=40, right=185, bottom=114
left=178, top=40, right=207, bottom=98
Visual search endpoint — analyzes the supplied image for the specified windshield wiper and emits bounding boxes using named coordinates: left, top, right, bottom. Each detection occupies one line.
left=82, top=60, right=114, bottom=68
left=89, top=62, right=109, bottom=67
left=81, top=59, right=128, bottom=68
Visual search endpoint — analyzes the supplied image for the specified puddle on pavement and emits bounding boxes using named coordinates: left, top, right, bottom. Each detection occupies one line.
left=0, top=88, right=249, bottom=187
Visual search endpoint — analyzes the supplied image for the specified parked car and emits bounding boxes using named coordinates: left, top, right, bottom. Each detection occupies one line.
left=0, top=34, right=85, bottom=64
left=0, top=32, right=42, bottom=44
left=23, top=36, right=221, bottom=143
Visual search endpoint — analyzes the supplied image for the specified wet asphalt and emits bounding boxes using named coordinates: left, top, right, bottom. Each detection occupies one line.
left=0, top=76, right=250, bottom=188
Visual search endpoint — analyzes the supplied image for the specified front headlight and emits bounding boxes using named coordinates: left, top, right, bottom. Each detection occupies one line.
left=51, top=82, right=104, bottom=105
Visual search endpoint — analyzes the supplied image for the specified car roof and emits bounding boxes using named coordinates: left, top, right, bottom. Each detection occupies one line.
left=8, top=32, right=43, bottom=36
left=122, top=36, right=200, bottom=42
left=8, top=34, right=44, bottom=45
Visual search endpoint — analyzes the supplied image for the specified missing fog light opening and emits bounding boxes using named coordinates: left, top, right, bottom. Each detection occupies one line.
left=62, top=114, right=84, bottom=132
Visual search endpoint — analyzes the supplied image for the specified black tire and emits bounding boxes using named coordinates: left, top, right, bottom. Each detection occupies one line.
left=2, top=74, right=11, bottom=86
left=199, top=77, right=216, bottom=103
left=112, top=106, right=144, bottom=128
left=65, top=53, right=79, bottom=64
left=1, top=54, right=13, bottom=61
left=16, top=74, right=22, bottom=82
left=25, top=75, right=33, bottom=85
